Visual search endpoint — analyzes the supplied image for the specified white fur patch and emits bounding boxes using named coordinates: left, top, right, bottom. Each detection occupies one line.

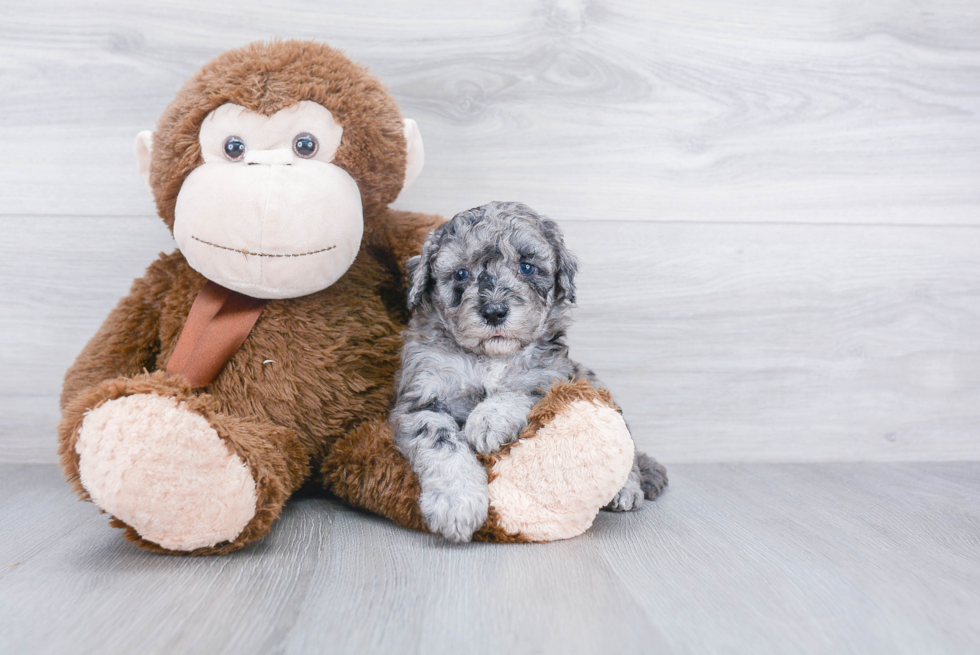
left=75, top=394, right=257, bottom=551
left=488, top=400, right=634, bottom=541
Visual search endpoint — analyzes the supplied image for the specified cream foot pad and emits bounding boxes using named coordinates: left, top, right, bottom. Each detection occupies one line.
left=76, top=393, right=257, bottom=551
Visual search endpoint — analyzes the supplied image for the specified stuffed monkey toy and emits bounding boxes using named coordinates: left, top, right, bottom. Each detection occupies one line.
left=58, top=40, right=662, bottom=554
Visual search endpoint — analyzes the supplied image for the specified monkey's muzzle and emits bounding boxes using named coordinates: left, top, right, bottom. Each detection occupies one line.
left=173, top=157, right=363, bottom=299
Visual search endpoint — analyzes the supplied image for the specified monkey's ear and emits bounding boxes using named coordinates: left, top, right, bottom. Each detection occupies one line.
left=406, top=228, right=441, bottom=310
left=542, top=218, right=579, bottom=304
left=134, top=130, right=154, bottom=192
left=400, top=118, right=425, bottom=194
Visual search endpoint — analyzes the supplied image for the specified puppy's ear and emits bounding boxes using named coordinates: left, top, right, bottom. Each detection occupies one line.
left=541, top=218, right=579, bottom=303
left=406, top=229, right=441, bottom=310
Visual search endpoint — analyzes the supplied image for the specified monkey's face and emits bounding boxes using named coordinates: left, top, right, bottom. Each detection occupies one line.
left=171, top=101, right=362, bottom=299
left=138, top=41, right=425, bottom=299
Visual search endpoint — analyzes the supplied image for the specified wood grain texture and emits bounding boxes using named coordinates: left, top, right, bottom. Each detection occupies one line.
left=2, top=0, right=980, bottom=463
left=1, top=463, right=978, bottom=654
left=3, top=216, right=979, bottom=463
left=563, top=220, right=980, bottom=462
left=0, top=0, right=977, bottom=223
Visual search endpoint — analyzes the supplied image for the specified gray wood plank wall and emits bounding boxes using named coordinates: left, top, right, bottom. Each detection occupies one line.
left=2, top=0, right=979, bottom=463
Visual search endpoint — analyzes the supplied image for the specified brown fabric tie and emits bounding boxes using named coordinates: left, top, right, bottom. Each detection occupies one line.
left=166, top=281, right=268, bottom=388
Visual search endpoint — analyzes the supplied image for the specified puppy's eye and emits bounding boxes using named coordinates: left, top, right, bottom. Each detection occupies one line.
left=519, top=262, right=536, bottom=276
left=293, top=133, right=318, bottom=158
left=223, top=136, right=247, bottom=161
left=454, top=269, right=470, bottom=282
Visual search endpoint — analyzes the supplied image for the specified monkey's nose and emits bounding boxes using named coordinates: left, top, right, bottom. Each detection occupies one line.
left=481, top=303, right=509, bottom=326
left=244, top=149, right=293, bottom=166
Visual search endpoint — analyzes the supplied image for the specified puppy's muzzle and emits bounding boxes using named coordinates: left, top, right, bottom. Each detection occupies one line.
left=477, top=271, right=509, bottom=326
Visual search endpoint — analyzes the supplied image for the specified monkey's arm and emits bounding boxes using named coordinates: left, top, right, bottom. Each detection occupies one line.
left=568, top=363, right=668, bottom=511
left=60, top=258, right=168, bottom=410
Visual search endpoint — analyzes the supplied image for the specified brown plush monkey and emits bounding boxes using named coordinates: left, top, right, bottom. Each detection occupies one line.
left=58, top=40, right=642, bottom=554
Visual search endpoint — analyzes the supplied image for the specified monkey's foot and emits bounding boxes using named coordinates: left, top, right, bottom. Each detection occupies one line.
left=75, top=392, right=257, bottom=552
left=60, top=373, right=307, bottom=554
left=476, top=380, right=635, bottom=543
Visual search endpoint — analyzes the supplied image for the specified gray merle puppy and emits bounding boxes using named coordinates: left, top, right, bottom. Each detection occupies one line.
left=390, top=201, right=667, bottom=542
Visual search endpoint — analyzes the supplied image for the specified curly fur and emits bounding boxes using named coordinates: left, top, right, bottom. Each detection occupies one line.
left=389, top=202, right=666, bottom=541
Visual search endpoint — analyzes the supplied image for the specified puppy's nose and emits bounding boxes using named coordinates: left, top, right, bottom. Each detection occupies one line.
left=481, top=303, right=509, bottom=326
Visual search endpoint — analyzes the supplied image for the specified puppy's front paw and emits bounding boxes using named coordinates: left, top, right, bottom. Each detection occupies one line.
left=464, top=402, right=526, bottom=455
left=420, top=484, right=489, bottom=543
left=605, top=473, right=644, bottom=512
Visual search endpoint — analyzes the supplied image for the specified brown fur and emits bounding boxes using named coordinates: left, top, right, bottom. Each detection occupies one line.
left=58, top=214, right=440, bottom=553
left=150, top=40, right=409, bottom=237
left=320, top=419, right=428, bottom=533
left=59, top=40, right=444, bottom=553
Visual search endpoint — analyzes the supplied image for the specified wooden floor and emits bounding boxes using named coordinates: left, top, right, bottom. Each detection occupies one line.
left=2, top=463, right=978, bottom=654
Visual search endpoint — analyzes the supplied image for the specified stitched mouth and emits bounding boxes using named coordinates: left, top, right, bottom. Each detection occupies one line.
left=191, top=236, right=336, bottom=258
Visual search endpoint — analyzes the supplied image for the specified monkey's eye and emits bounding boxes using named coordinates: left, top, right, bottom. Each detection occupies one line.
left=519, top=262, right=536, bottom=276
left=223, top=136, right=246, bottom=161
left=293, top=133, right=319, bottom=158
left=454, top=269, right=470, bottom=282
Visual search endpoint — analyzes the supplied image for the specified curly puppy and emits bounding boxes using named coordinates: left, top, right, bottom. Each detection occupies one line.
left=390, top=201, right=667, bottom=542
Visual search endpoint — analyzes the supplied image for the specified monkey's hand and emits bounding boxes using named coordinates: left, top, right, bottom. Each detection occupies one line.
left=463, top=393, right=534, bottom=455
